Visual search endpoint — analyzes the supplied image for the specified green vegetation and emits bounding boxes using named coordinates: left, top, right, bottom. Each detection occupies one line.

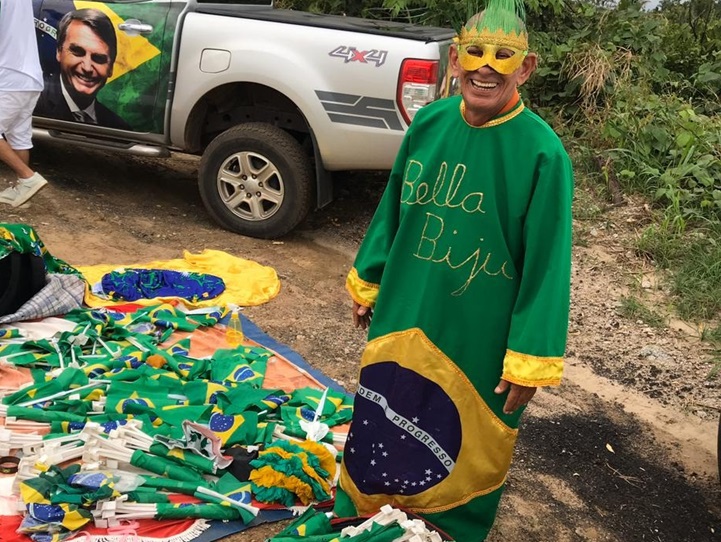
left=617, top=295, right=666, bottom=328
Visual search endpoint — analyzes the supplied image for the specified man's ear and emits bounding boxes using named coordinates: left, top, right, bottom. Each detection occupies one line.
left=56, top=49, right=61, bottom=63
left=449, top=44, right=462, bottom=79
left=516, top=52, right=538, bottom=86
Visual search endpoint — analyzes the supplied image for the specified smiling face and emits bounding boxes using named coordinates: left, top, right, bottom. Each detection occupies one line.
left=57, top=20, right=113, bottom=108
left=450, top=44, right=536, bottom=127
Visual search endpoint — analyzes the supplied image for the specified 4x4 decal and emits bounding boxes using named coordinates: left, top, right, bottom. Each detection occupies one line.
left=316, top=91, right=403, bottom=131
left=329, top=46, right=388, bottom=67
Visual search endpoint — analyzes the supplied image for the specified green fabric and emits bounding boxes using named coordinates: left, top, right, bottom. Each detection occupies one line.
left=154, top=503, right=239, bottom=521
left=339, top=95, right=573, bottom=541
left=130, top=450, right=206, bottom=483
left=467, top=0, right=526, bottom=34
left=0, top=223, right=79, bottom=275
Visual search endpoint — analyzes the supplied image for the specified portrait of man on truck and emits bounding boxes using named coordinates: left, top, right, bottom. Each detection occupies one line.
left=35, top=8, right=130, bottom=130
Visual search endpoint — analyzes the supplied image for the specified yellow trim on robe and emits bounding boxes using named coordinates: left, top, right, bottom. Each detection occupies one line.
left=501, top=349, right=564, bottom=387
left=345, top=267, right=380, bottom=308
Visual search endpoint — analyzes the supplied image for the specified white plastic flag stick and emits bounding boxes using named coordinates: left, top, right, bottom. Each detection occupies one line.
left=17, top=380, right=110, bottom=407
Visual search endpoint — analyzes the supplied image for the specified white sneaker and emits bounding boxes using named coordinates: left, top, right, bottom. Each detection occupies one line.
left=12, top=173, right=48, bottom=207
left=0, top=186, right=19, bottom=205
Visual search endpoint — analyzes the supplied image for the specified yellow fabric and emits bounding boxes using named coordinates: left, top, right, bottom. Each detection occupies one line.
left=345, top=267, right=379, bottom=308
left=339, top=328, right=517, bottom=514
left=501, top=349, right=564, bottom=387
left=260, top=446, right=332, bottom=496
left=77, top=249, right=280, bottom=308
left=248, top=465, right=315, bottom=505
left=297, top=440, right=337, bottom=480
left=20, top=482, right=50, bottom=505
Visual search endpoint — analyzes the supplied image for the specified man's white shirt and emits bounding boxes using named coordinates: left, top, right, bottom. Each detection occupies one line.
left=0, top=0, right=44, bottom=92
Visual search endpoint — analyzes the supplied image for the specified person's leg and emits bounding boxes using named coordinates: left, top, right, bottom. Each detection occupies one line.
left=16, top=149, right=30, bottom=166
left=0, top=139, right=34, bottom=179
left=0, top=91, right=47, bottom=206
left=0, top=91, right=35, bottom=180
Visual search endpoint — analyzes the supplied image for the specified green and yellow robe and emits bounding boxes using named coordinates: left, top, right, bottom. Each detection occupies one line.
left=335, top=94, right=574, bottom=541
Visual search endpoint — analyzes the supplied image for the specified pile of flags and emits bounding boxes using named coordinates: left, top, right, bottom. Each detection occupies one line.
left=0, top=303, right=354, bottom=541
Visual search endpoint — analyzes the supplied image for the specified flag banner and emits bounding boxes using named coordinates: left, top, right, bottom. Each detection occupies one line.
left=148, top=442, right=218, bottom=475
left=129, top=449, right=207, bottom=484
left=154, top=502, right=240, bottom=521
left=2, top=367, right=88, bottom=405
left=208, top=410, right=263, bottom=447
left=274, top=507, right=335, bottom=539
left=7, top=406, right=87, bottom=423
left=183, top=380, right=231, bottom=405
left=0, top=328, right=21, bottom=339
left=210, top=348, right=269, bottom=387
left=126, top=490, right=170, bottom=503
left=215, top=383, right=289, bottom=415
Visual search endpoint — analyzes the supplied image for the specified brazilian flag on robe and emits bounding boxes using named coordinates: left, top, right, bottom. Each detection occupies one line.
left=22, top=503, right=92, bottom=532
left=2, top=367, right=88, bottom=405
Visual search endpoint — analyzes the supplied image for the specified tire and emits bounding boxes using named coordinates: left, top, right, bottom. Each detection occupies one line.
left=198, top=123, right=314, bottom=239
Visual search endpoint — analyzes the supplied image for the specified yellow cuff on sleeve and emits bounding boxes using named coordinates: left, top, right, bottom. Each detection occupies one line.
left=501, top=349, right=564, bottom=387
left=346, top=267, right=379, bottom=308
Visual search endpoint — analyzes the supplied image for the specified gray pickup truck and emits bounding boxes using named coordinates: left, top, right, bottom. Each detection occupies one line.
left=30, top=0, right=454, bottom=238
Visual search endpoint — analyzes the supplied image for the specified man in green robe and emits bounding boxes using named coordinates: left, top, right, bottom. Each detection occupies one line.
left=334, top=1, right=574, bottom=540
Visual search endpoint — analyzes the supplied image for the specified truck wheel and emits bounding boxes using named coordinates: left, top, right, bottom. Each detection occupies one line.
left=199, top=123, right=314, bottom=239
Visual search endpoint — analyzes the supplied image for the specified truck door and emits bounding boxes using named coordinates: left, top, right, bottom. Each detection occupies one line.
left=34, top=0, right=176, bottom=135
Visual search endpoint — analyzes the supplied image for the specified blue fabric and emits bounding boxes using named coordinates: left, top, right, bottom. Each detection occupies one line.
left=100, top=269, right=225, bottom=302
left=237, top=313, right=349, bottom=396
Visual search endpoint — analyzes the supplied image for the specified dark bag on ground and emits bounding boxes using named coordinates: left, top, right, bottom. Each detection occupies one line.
left=0, top=252, right=47, bottom=316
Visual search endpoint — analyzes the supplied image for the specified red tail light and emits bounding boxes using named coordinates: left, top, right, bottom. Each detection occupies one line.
left=397, top=59, right=440, bottom=125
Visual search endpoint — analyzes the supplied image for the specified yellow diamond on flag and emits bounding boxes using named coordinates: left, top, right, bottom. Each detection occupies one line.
left=74, top=1, right=161, bottom=83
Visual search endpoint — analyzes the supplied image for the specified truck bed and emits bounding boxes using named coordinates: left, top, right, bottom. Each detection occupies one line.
left=194, top=6, right=456, bottom=43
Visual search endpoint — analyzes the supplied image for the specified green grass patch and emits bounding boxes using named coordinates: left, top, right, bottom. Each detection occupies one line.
left=617, top=295, right=666, bottom=328
left=635, top=224, right=721, bottom=321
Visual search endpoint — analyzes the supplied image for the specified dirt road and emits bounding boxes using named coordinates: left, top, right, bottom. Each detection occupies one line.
left=2, top=141, right=720, bottom=541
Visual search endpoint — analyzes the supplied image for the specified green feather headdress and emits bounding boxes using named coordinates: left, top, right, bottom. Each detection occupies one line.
left=455, top=0, right=528, bottom=52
